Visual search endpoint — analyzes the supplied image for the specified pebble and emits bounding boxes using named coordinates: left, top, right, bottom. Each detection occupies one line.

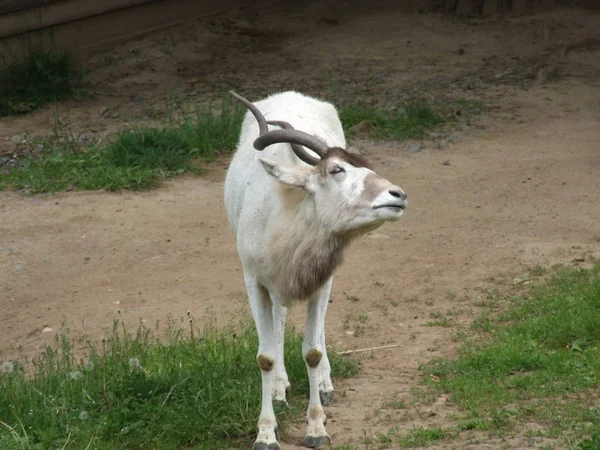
left=409, top=143, right=422, bottom=153
left=15, top=264, right=26, bottom=272
left=442, top=160, right=450, bottom=165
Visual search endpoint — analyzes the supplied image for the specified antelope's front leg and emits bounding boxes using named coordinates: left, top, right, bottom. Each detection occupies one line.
left=244, top=272, right=280, bottom=450
left=316, top=279, right=334, bottom=406
left=302, top=295, right=331, bottom=449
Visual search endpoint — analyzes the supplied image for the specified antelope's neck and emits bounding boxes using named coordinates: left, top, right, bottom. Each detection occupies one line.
left=267, top=196, right=351, bottom=301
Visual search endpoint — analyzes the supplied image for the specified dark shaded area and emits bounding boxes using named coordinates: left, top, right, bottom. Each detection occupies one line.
left=432, top=0, right=600, bottom=15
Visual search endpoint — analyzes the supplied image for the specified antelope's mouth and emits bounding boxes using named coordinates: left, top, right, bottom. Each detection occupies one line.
left=373, top=204, right=406, bottom=210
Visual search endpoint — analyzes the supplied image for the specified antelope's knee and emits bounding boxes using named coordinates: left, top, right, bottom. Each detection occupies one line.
left=305, top=348, right=323, bottom=368
left=257, top=354, right=275, bottom=372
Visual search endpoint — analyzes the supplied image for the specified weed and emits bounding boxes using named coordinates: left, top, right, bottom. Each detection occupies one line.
left=424, top=317, right=453, bottom=328
left=448, top=99, right=484, bottom=116
left=528, top=265, right=547, bottom=277
left=0, top=48, right=87, bottom=117
left=0, top=313, right=357, bottom=449
left=382, top=399, right=407, bottom=410
left=345, top=295, right=361, bottom=302
left=398, top=426, right=448, bottom=447
left=451, top=329, right=469, bottom=342
left=358, top=314, right=370, bottom=324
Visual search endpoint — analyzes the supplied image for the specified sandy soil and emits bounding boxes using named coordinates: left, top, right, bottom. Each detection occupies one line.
left=1, top=1, right=600, bottom=448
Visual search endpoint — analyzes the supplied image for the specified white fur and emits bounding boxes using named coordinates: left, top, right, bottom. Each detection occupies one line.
left=223, top=91, right=406, bottom=449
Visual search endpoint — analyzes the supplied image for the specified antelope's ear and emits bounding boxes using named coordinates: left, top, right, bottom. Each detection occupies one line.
left=258, top=157, right=308, bottom=188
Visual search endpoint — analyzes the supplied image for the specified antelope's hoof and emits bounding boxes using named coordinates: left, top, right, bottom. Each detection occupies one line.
left=253, top=442, right=280, bottom=450
left=319, top=389, right=334, bottom=406
left=304, top=434, right=331, bottom=449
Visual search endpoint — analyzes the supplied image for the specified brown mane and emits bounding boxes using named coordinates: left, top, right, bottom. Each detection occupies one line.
left=322, top=147, right=374, bottom=170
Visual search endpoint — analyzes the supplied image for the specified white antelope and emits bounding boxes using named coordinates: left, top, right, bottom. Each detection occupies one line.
left=224, top=90, right=407, bottom=449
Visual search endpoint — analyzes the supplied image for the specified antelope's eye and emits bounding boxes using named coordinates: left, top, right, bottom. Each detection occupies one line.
left=330, top=166, right=345, bottom=175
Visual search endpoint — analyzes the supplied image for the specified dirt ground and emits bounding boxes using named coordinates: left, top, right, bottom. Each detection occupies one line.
left=1, top=0, right=600, bottom=448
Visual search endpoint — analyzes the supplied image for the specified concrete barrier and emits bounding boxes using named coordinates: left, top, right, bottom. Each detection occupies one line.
left=0, top=0, right=247, bottom=67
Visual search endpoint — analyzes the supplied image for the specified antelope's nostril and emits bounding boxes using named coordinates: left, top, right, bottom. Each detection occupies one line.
left=389, top=190, right=407, bottom=200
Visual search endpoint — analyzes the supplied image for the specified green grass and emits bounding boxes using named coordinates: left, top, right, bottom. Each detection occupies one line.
left=0, top=99, right=245, bottom=193
left=0, top=93, right=453, bottom=194
left=339, top=102, right=447, bottom=140
left=0, top=313, right=357, bottom=450
left=421, top=262, right=600, bottom=446
left=0, top=48, right=87, bottom=117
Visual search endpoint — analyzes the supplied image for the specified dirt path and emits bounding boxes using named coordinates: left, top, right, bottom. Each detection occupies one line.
left=1, top=1, right=600, bottom=448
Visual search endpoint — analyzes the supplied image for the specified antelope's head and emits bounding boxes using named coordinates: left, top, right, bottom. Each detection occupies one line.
left=230, top=91, right=407, bottom=232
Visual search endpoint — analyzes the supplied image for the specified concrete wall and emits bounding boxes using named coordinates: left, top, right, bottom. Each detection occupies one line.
left=0, top=0, right=247, bottom=67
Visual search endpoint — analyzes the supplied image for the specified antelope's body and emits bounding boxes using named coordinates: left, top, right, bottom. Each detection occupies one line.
left=224, top=91, right=407, bottom=449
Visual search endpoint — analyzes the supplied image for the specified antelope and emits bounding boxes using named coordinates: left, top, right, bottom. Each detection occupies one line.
left=224, top=90, right=407, bottom=449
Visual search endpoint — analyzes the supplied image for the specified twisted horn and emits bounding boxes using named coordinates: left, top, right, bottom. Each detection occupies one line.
left=266, top=120, right=321, bottom=166
left=229, top=90, right=330, bottom=166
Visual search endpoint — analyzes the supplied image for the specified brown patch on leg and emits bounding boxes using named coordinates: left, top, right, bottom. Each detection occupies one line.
left=309, top=406, right=325, bottom=420
left=305, top=349, right=323, bottom=368
left=257, top=354, right=274, bottom=372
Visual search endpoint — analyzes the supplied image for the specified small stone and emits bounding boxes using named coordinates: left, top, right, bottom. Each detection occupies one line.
left=42, top=327, right=53, bottom=333
left=442, top=160, right=450, bottom=166
left=15, top=264, right=26, bottom=272
left=10, top=134, right=23, bottom=144
left=409, top=143, right=422, bottom=153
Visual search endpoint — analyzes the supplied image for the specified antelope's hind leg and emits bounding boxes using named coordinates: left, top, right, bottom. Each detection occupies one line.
left=272, top=303, right=291, bottom=404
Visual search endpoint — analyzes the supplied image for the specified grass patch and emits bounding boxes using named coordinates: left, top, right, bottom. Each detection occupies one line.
left=421, top=262, right=600, bottom=445
left=0, top=313, right=357, bottom=450
left=0, top=98, right=245, bottom=193
left=0, top=48, right=87, bottom=117
left=340, top=102, right=446, bottom=140
left=1, top=93, right=453, bottom=194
